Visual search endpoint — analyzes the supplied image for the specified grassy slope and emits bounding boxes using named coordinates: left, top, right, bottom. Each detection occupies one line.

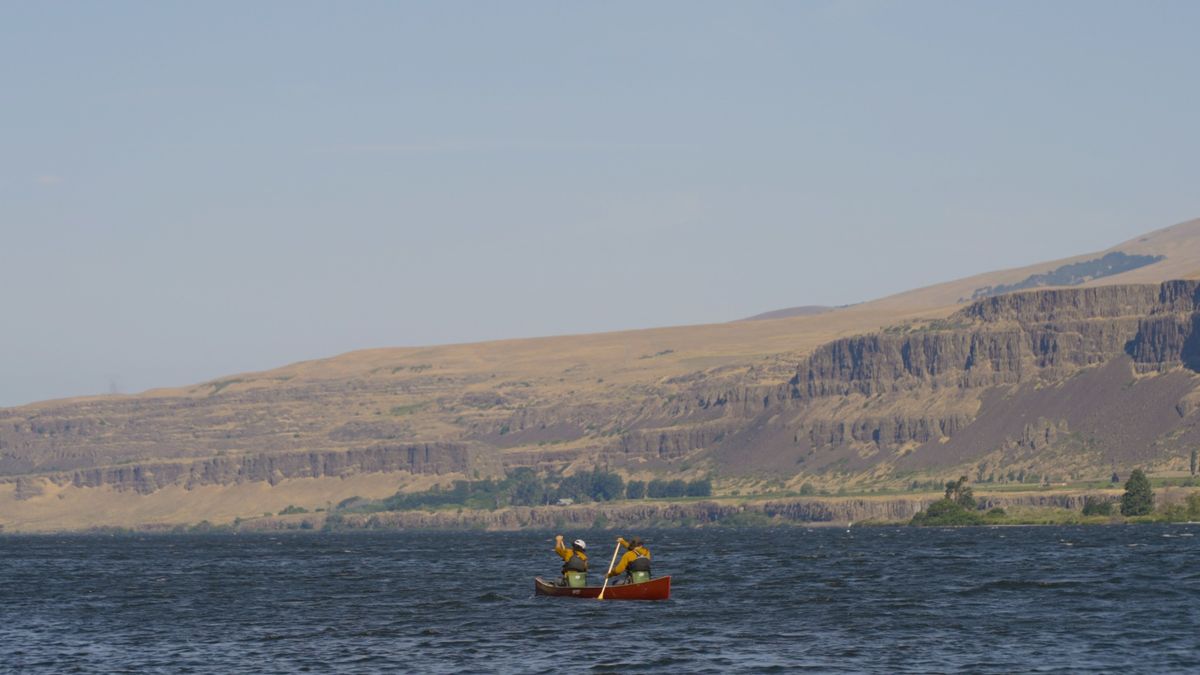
left=56, top=219, right=1200, bottom=406
left=249, top=221, right=1200, bottom=395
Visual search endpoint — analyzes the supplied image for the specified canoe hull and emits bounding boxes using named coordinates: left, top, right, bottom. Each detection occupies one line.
left=534, top=575, right=671, bottom=601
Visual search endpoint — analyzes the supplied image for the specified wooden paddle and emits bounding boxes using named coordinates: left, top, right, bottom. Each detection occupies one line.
left=597, top=539, right=622, bottom=600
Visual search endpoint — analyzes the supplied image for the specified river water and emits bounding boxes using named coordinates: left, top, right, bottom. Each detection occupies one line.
left=2, top=525, right=1198, bottom=673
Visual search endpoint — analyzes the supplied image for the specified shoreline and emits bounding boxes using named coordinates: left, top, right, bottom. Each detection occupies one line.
left=6, top=516, right=1200, bottom=536
left=2, top=487, right=1195, bottom=534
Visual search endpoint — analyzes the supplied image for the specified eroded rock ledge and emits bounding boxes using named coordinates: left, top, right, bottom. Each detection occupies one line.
left=1, top=443, right=476, bottom=496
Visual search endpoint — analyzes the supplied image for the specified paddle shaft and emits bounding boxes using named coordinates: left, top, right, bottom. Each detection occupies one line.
left=597, top=541, right=622, bottom=600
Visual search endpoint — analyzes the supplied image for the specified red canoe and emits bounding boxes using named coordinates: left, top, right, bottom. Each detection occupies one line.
left=534, top=575, right=671, bottom=601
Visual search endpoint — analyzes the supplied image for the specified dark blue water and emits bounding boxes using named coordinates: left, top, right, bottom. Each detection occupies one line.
left=2, top=525, right=1198, bottom=673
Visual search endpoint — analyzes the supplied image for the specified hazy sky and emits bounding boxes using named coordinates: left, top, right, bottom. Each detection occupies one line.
left=3, top=1, right=1199, bottom=407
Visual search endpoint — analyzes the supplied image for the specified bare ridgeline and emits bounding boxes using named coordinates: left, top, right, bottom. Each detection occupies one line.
left=6, top=278, right=1200, bottom=529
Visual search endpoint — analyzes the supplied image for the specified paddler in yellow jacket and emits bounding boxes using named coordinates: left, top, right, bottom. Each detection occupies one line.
left=606, top=536, right=652, bottom=584
left=555, top=535, right=589, bottom=587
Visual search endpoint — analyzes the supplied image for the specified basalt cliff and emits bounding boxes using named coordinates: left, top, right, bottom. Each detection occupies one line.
left=708, top=281, right=1200, bottom=484
left=5, top=219, right=1200, bottom=530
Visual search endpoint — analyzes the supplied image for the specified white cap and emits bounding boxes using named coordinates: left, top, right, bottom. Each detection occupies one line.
left=573, top=539, right=587, bottom=550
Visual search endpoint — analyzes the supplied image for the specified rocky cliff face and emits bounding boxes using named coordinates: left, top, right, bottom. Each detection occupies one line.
left=3, top=443, right=475, bottom=495
left=702, top=281, right=1200, bottom=479
left=795, top=283, right=1184, bottom=400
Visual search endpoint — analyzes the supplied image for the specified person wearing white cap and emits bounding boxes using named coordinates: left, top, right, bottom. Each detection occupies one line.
left=554, top=534, right=589, bottom=588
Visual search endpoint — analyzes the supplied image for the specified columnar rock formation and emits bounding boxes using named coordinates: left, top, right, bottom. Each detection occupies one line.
left=698, top=281, right=1200, bottom=478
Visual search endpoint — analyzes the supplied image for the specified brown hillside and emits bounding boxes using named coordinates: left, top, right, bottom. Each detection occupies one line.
left=3, top=217, right=1200, bottom=531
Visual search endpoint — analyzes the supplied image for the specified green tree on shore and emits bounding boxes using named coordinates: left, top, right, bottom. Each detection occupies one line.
left=944, top=476, right=976, bottom=509
left=666, top=479, right=688, bottom=497
left=625, top=480, right=646, bottom=500
left=590, top=471, right=625, bottom=501
left=1120, top=469, right=1154, bottom=516
left=647, top=479, right=688, bottom=498
left=908, top=476, right=987, bottom=526
left=910, top=498, right=983, bottom=526
left=686, top=478, right=713, bottom=497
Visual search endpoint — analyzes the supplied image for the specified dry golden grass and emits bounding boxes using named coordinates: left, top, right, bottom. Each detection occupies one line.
left=0, top=472, right=461, bottom=532
left=121, top=218, right=1200, bottom=403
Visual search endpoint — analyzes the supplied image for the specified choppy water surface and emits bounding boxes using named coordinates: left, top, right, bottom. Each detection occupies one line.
left=2, top=525, right=1199, bottom=673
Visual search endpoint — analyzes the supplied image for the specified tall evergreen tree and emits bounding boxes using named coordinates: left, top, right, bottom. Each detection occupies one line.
left=1120, top=469, right=1155, bottom=516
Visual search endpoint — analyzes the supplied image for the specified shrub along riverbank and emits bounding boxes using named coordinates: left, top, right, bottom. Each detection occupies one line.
left=330, top=468, right=714, bottom=514
left=31, top=475, right=1200, bottom=534
left=50, top=488, right=1200, bottom=535
left=219, top=487, right=1199, bottom=533
left=909, top=471, right=1200, bottom=527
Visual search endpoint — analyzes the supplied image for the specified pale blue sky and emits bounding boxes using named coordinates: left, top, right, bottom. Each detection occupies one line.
left=2, top=1, right=1199, bottom=407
